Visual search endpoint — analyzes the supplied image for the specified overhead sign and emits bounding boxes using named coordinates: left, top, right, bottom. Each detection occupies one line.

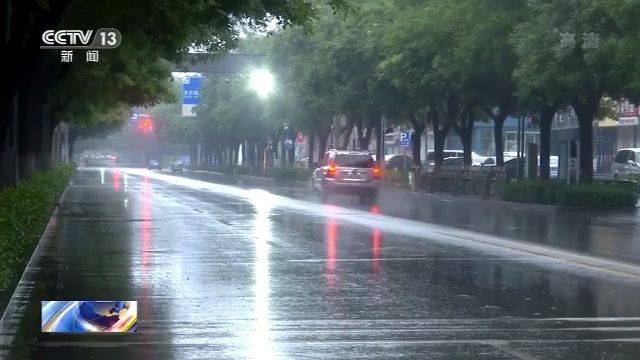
left=182, top=76, right=202, bottom=117
left=399, top=132, right=411, bottom=147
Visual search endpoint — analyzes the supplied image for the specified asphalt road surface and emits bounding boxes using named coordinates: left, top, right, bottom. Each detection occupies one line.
left=2, top=167, right=640, bottom=359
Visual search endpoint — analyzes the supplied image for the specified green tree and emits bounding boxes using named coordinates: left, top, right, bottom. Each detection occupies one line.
left=512, top=0, right=640, bottom=182
left=2, top=0, right=347, bottom=185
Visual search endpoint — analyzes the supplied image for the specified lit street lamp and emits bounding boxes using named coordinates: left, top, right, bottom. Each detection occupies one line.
left=248, top=68, right=275, bottom=99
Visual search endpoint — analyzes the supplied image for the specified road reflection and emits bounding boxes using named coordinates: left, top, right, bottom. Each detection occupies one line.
left=248, top=189, right=274, bottom=359
left=370, top=205, right=382, bottom=277
left=139, top=174, right=153, bottom=339
left=325, top=206, right=339, bottom=292
left=112, top=169, right=121, bottom=192
left=141, top=176, right=152, bottom=270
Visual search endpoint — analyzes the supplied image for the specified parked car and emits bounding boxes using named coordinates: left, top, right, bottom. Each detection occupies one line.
left=612, top=148, right=640, bottom=180
left=426, top=150, right=488, bottom=166
left=147, top=159, right=161, bottom=170
left=443, top=157, right=464, bottom=166
left=385, top=154, right=413, bottom=172
left=427, top=150, right=463, bottom=167
left=170, top=159, right=184, bottom=172
left=312, top=149, right=381, bottom=203
left=481, top=157, right=496, bottom=166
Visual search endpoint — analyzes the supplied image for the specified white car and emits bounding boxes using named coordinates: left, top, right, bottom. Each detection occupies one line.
left=425, top=150, right=487, bottom=166
left=478, top=154, right=556, bottom=177
left=312, top=149, right=381, bottom=203
left=612, top=148, right=640, bottom=180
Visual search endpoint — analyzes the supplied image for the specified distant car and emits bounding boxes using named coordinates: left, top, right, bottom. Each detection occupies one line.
left=312, top=149, right=381, bottom=203
left=148, top=159, right=161, bottom=170
left=385, top=154, right=413, bottom=172
left=170, top=160, right=184, bottom=172
left=481, top=157, right=496, bottom=166
left=426, top=150, right=487, bottom=167
left=427, top=150, right=463, bottom=167
left=612, top=148, right=640, bottom=180
left=443, top=157, right=464, bottom=166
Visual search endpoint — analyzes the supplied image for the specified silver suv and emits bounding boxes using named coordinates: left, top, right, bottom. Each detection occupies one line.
left=612, top=148, right=640, bottom=180
left=312, top=150, right=381, bottom=203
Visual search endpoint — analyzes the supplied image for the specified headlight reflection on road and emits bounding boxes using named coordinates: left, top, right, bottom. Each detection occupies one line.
left=99, top=168, right=105, bottom=184
left=370, top=205, right=382, bottom=277
left=249, top=189, right=274, bottom=359
left=112, top=170, right=121, bottom=191
left=325, top=206, right=339, bottom=292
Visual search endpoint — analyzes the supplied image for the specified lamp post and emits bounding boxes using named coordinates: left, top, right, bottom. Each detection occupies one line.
left=247, top=68, right=276, bottom=174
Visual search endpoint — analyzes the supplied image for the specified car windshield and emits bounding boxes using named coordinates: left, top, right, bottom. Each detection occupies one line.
left=334, top=154, right=374, bottom=167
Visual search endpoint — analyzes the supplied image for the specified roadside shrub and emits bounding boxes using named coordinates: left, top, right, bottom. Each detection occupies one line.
left=503, top=180, right=637, bottom=207
left=0, top=164, right=75, bottom=300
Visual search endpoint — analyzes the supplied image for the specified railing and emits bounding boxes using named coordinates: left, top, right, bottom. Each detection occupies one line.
left=419, top=165, right=505, bottom=197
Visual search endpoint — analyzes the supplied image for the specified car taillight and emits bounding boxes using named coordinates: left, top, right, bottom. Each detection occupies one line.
left=373, top=165, right=381, bottom=179
left=327, top=164, right=337, bottom=178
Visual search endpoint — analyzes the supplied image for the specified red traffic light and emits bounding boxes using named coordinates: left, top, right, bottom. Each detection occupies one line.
left=138, top=115, right=153, bottom=132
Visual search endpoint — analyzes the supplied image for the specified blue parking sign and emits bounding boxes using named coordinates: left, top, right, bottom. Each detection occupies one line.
left=400, top=132, right=411, bottom=147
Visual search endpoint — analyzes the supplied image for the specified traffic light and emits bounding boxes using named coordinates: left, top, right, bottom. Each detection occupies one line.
left=138, top=115, right=153, bottom=132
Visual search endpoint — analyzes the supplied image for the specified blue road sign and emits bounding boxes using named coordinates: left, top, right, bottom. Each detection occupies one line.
left=182, top=76, right=202, bottom=117
left=399, top=132, right=411, bottom=147
left=182, top=76, right=202, bottom=105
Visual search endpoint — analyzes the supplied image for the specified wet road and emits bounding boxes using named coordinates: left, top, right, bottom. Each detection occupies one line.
left=2, top=168, right=640, bottom=359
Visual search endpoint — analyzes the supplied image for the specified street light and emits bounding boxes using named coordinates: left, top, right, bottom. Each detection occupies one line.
left=248, top=68, right=275, bottom=99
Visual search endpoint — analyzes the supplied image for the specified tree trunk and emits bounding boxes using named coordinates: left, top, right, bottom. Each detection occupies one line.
left=234, top=144, right=240, bottom=167
left=577, top=119, right=594, bottom=182
left=454, top=110, right=474, bottom=166
left=318, top=131, right=329, bottom=165
left=574, top=98, right=600, bottom=183
left=432, top=113, right=449, bottom=167
left=538, top=106, right=556, bottom=180
left=0, top=92, right=18, bottom=187
left=375, top=116, right=383, bottom=166
left=307, top=129, right=315, bottom=169
left=340, top=116, right=355, bottom=150
left=411, top=128, right=423, bottom=166
left=17, top=89, right=43, bottom=180
left=409, top=114, right=425, bottom=166
left=359, top=120, right=373, bottom=150
left=493, top=113, right=507, bottom=166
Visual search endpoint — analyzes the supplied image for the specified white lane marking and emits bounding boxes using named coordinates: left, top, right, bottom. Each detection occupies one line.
left=119, top=168, right=640, bottom=281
